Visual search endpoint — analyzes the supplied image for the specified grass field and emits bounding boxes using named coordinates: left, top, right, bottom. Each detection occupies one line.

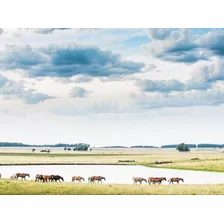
left=0, top=179, right=223, bottom=195
left=0, top=148, right=223, bottom=172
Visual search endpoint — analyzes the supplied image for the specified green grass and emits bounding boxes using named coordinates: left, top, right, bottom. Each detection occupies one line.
left=141, top=158, right=224, bottom=172
left=0, top=180, right=223, bottom=195
left=0, top=152, right=146, bottom=157
left=0, top=151, right=223, bottom=172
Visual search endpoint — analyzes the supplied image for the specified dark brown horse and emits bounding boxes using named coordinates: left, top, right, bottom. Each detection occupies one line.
left=50, top=175, right=64, bottom=182
left=132, top=177, right=147, bottom=184
left=35, top=174, right=44, bottom=182
left=15, top=173, right=30, bottom=180
left=148, top=177, right=166, bottom=185
left=168, top=177, right=184, bottom=184
left=88, top=176, right=106, bottom=183
left=71, top=176, right=85, bottom=183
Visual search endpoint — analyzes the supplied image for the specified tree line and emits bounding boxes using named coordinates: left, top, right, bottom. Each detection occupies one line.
left=64, top=143, right=91, bottom=151
left=0, top=142, right=91, bottom=148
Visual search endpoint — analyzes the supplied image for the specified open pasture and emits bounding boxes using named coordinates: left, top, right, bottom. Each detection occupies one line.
left=0, top=147, right=223, bottom=172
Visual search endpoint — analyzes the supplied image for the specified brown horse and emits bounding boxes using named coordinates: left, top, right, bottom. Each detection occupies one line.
left=15, top=173, right=30, bottom=180
left=42, top=175, right=52, bottom=183
left=168, top=177, right=184, bottom=184
left=148, top=177, right=166, bottom=185
left=50, top=175, right=64, bottom=182
left=71, top=176, right=85, bottom=183
left=132, top=177, right=147, bottom=185
left=88, top=176, right=106, bottom=183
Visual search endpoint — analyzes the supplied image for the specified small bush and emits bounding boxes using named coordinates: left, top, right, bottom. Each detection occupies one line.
left=176, top=143, right=190, bottom=152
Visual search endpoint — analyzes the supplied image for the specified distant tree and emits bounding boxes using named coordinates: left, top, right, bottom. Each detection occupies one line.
left=176, top=143, right=190, bottom=152
left=32, top=148, right=35, bottom=153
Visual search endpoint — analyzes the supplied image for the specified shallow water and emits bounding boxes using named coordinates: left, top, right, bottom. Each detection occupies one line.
left=0, top=165, right=223, bottom=185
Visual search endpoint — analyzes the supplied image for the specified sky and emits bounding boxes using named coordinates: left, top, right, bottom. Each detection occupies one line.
left=0, top=28, right=224, bottom=146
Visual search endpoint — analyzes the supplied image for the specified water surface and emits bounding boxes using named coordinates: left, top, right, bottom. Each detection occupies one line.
left=0, top=165, right=223, bottom=185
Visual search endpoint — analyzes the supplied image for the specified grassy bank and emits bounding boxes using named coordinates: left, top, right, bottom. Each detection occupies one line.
left=142, top=158, right=224, bottom=172
left=0, top=180, right=223, bottom=195
left=0, top=151, right=223, bottom=172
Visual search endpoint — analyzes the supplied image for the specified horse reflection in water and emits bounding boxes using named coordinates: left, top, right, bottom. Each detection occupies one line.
left=88, top=176, right=106, bottom=183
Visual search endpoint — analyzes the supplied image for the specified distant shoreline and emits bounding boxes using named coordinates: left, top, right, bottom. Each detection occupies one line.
left=0, top=163, right=136, bottom=166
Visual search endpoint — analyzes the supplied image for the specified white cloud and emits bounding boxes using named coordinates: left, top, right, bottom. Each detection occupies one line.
left=69, top=86, right=90, bottom=98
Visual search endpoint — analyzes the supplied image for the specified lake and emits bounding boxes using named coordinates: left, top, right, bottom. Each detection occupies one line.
left=0, top=165, right=223, bottom=185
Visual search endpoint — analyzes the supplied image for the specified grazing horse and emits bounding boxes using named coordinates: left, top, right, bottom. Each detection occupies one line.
left=72, top=176, right=85, bottom=183
left=50, top=175, right=64, bottom=182
left=88, top=176, right=106, bottom=183
left=132, top=177, right=147, bottom=185
left=148, top=177, right=166, bottom=185
left=15, top=173, right=30, bottom=180
left=168, top=177, right=184, bottom=184
left=35, top=174, right=44, bottom=182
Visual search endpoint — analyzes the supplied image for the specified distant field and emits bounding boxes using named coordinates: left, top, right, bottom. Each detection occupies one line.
left=0, top=179, right=223, bottom=195
left=0, top=147, right=223, bottom=172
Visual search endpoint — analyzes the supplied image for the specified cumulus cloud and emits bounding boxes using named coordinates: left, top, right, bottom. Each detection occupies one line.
left=186, top=60, right=224, bottom=90
left=69, top=86, right=89, bottom=98
left=74, top=75, right=93, bottom=83
left=20, top=28, right=71, bottom=34
left=0, top=44, right=145, bottom=78
left=133, top=87, right=224, bottom=109
left=144, top=29, right=208, bottom=63
left=148, top=28, right=175, bottom=40
left=0, top=75, right=8, bottom=87
left=136, top=79, right=186, bottom=92
left=0, top=75, right=54, bottom=104
left=136, top=59, right=224, bottom=94
left=143, top=64, right=157, bottom=72
left=0, top=45, right=49, bottom=70
left=145, top=29, right=224, bottom=64
left=200, top=30, right=224, bottom=56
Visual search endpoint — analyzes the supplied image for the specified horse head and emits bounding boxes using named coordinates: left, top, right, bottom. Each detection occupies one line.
left=61, top=176, right=64, bottom=181
left=181, top=178, right=184, bottom=182
left=163, top=177, right=167, bottom=181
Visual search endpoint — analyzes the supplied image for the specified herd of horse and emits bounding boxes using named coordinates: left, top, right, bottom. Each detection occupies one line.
left=133, top=177, right=184, bottom=185
left=7, top=173, right=183, bottom=185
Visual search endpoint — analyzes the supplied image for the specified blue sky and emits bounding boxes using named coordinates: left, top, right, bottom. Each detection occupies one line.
left=0, top=28, right=224, bottom=146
